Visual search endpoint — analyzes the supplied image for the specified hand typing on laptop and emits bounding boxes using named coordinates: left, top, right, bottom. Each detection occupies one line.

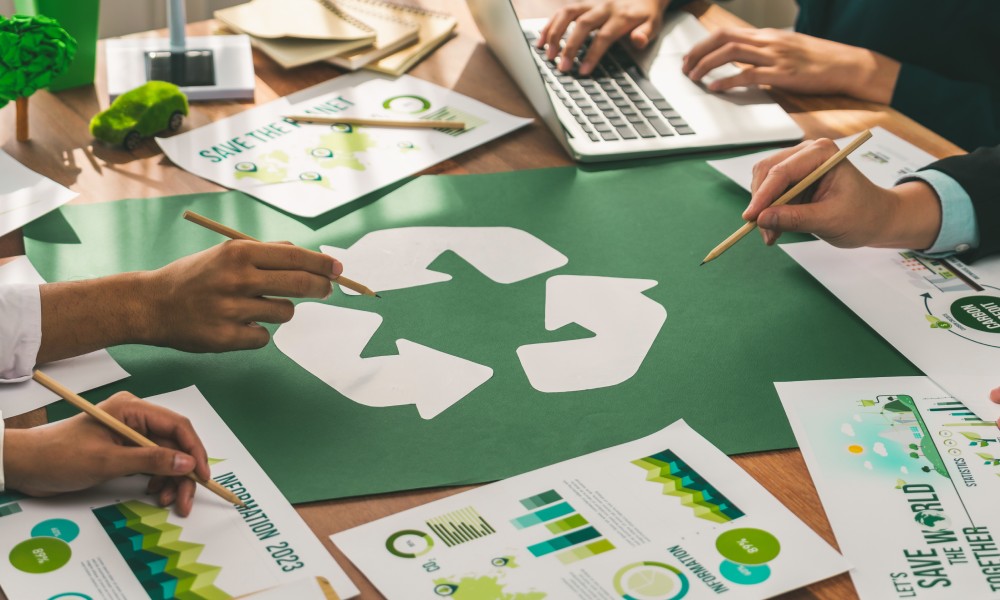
left=536, top=0, right=673, bottom=76
left=682, top=27, right=900, bottom=103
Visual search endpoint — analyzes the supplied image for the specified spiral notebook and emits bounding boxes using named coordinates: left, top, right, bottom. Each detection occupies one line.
left=331, top=0, right=457, bottom=75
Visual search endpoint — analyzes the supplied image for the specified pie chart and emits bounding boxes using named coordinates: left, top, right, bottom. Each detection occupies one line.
left=613, top=561, right=689, bottom=600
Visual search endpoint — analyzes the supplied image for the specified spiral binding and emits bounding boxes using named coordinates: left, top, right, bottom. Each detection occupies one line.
left=332, top=0, right=454, bottom=22
left=316, top=0, right=377, bottom=34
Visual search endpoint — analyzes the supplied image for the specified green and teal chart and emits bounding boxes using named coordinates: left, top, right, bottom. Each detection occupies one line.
left=0, top=388, right=357, bottom=600
left=25, top=154, right=920, bottom=503
left=332, top=420, right=848, bottom=599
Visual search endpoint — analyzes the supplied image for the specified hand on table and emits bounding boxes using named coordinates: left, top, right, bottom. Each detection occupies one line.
left=681, top=27, right=900, bottom=104
left=745, top=138, right=941, bottom=249
left=3, top=393, right=209, bottom=516
left=537, top=0, right=670, bottom=76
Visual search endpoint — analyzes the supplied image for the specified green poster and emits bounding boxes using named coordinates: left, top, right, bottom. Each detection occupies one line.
left=25, top=156, right=919, bottom=503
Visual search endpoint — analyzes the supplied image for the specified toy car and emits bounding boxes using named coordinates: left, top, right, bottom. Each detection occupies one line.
left=90, top=81, right=189, bottom=150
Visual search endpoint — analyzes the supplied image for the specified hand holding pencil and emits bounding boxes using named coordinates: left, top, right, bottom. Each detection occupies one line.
left=738, top=131, right=945, bottom=253
left=702, top=131, right=874, bottom=264
left=2, top=372, right=239, bottom=516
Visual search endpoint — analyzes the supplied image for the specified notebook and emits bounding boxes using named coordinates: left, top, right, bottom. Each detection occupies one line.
left=336, top=0, right=457, bottom=76
left=326, top=1, right=420, bottom=70
left=214, top=0, right=373, bottom=40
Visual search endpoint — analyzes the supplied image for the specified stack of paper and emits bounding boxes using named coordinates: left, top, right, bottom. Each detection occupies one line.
left=216, top=0, right=453, bottom=72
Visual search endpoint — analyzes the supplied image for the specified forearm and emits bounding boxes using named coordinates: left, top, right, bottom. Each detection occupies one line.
left=37, top=272, right=155, bottom=364
left=845, top=48, right=900, bottom=105
left=875, top=181, right=942, bottom=251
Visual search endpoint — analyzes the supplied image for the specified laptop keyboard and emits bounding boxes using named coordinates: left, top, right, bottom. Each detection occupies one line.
left=524, top=30, right=695, bottom=143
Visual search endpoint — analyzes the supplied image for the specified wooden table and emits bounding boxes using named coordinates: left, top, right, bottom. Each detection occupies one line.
left=0, top=1, right=964, bottom=598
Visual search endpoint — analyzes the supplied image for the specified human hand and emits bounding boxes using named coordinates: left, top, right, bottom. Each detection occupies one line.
left=745, top=138, right=941, bottom=249
left=537, top=0, right=669, bottom=76
left=141, top=240, right=343, bottom=352
left=681, top=27, right=900, bottom=103
left=3, top=392, right=210, bottom=516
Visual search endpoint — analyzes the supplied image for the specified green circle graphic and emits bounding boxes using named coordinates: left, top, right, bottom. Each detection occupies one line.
left=715, top=528, right=780, bottom=565
left=950, top=296, right=1000, bottom=333
left=613, top=561, right=689, bottom=600
left=10, top=537, right=72, bottom=573
left=31, top=519, right=80, bottom=543
left=382, top=95, right=432, bottom=114
left=386, top=529, right=434, bottom=558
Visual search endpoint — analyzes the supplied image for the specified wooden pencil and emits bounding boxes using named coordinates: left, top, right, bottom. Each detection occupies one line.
left=284, top=114, right=466, bottom=130
left=182, top=211, right=379, bottom=298
left=31, top=370, right=245, bottom=508
left=701, top=129, right=873, bottom=265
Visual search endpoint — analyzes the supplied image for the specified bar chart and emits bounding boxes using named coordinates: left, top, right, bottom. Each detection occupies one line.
left=425, top=506, right=497, bottom=548
left=510, top=489, right=615, bottom=565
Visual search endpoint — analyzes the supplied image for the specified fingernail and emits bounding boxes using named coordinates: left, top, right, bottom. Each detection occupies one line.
left=173, top=454, right=195, bottom=473
left=708, top=81, right=720, bottom=91
left=759, top=212, right=777, bottom=229
left=323, top=285, right=332, bottom=300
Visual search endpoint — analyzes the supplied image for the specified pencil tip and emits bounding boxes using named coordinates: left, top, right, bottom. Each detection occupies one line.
left=699, top=261, right=705, bottom=266
left=375, top=294, right=382, bottom=299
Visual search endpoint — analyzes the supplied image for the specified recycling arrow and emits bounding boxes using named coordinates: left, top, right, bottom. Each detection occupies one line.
left=322, top=227, right=568, bottom=294
left=516, top=276, right=666, bottom=393
left=274, top=303, right=493, bottom=419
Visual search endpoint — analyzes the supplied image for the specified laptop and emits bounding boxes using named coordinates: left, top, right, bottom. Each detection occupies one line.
left=467, top=0, right=803, bottom=162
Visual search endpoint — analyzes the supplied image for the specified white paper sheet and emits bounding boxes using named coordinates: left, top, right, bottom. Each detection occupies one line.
left=157, top=73, right=532, bottom=217
left=707, top=126, right=937, bottom=192
left=0, top=386, right=359, bottom=599
left=778, top=377, right=1000, bottom=599
left=332, top=420, right=849, bottom=599
left=782, top=240, right=1000, bottom=421
left=0, top=150, right=77, bottom=238
left=0, top=256, right=129, bottom=417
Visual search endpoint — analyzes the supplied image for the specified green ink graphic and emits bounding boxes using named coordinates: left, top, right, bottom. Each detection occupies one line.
left=385, top=529, right=434, bottom=558
left=715, top=528, right=780, bottom=566
left=9, top=537, right=71, bottom=574
left=632, top=450, right=744, bottom=523
left=234, top=151, right=288, bottom=184
left=31, top=518, right=80, bottom=542
left=311, top=127, right=376, bottom=172
left=432, top=575, right=546, bottom=599
left=613, top=562, right=689, bottom=600
left=950, top=296, right=1000, bottom=333
left=382, top=95, right=432, bottom=114
left=93, top=500, right=229, bottom=599
left=913, top=509, right=951, bottom=530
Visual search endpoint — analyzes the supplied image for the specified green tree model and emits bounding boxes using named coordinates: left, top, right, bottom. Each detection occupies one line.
left=0, top=15, right=77, bottom=141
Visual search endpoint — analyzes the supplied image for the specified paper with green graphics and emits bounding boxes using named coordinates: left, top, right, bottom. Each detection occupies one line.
left=156, top=72, right=531, bottom=218
left=332, top=420, right=849, bottom=599
left=777, top=377, right=1000, bottom=599
left=24, top=158, right=921, bottom=503
left=0, top=386, right=358, bottom=600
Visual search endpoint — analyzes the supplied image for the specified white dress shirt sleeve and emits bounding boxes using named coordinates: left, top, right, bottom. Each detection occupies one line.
left=0, top=411, right=5, bottom=492
left=0, top=283, right=42, bottom=383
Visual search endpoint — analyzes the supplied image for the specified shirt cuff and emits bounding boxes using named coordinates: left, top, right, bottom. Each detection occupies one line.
left=898, top=170, right=980, bottom=257
left=0, top=284, right=42, bottom=383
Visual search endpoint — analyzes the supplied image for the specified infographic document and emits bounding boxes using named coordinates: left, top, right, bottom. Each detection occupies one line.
left=783, top=240, right=1000, bottom=421
left=332, top=420, right=848, bottom=599
left=778, top=377, right=1000, bottom=599
left=0, top=387, right=358, bottom=600
left=157, top=73, right=531, bottom=217
left=707, top=126, right=936, bottom=191
left=0, top=256, right=128, bottom=417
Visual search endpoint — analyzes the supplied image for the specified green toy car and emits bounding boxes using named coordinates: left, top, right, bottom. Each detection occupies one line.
left=90, top=81, right=189, bottom=151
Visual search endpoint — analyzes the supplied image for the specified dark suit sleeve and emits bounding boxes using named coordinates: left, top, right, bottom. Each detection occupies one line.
left=668, top=0, right=699, bottom=9
left=921, top=146, right=1000, bottom=261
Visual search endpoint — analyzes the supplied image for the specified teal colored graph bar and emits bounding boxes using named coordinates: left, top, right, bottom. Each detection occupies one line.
left=510, top=502, right=574, bottom=529
left=527, top=526, right=601, bottom=557
left=519, top=490, right=562, bottom=510
left=0, top=503, right=22, bottom=517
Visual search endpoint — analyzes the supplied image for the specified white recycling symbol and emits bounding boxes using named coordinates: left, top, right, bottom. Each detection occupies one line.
left=273, top=227, right=666, bottom=419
